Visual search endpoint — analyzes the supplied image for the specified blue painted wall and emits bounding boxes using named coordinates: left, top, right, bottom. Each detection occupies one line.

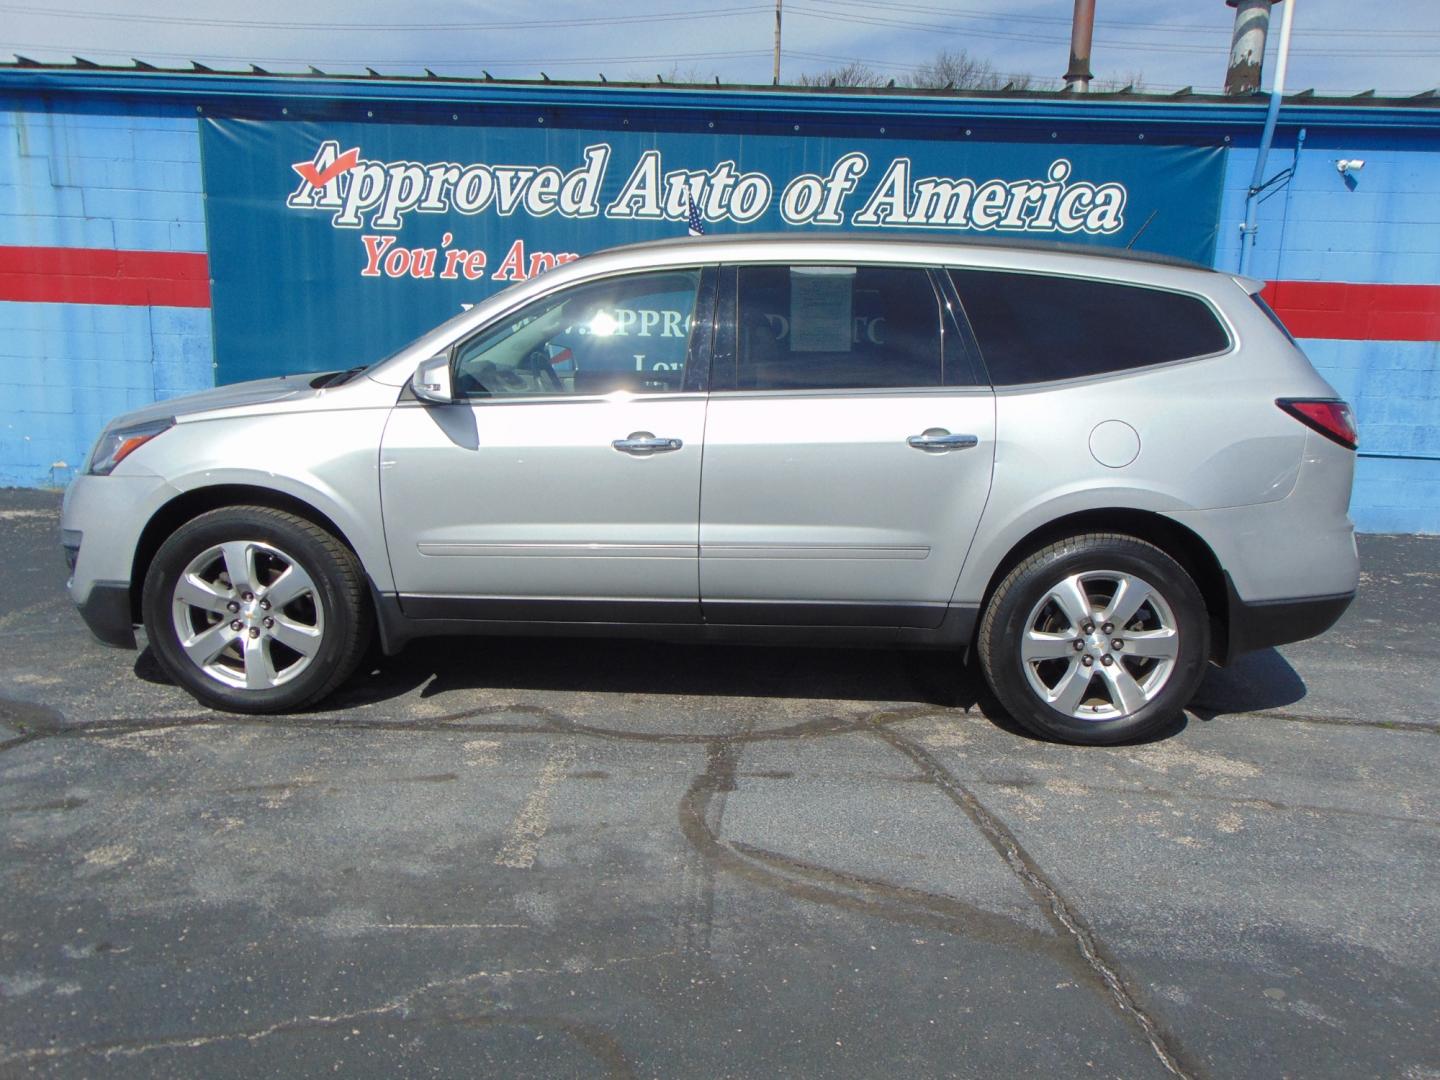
left=1217, top=128, right=1440, bottom=534
left=0, top=102, right=212, bottom=487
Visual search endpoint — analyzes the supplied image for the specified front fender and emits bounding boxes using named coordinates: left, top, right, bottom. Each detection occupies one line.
left=129, top=408, right=396, bottom=592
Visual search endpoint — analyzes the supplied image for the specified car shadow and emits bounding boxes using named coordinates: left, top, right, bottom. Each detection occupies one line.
left=136, top=633, right=983, bottom=708
left=133, top=636, right=1310, bottom=746
left=1189, top=647, right=1309, bottom=721
left=334, top=636, right=985, bottom=709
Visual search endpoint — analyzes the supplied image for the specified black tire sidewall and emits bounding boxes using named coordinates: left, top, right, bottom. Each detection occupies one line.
left=142, top=509, right=362, bottom=714
left=983, top=538, right=1210, bottom=745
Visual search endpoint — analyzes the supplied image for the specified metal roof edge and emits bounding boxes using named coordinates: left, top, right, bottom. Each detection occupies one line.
left=1, top=66, right=1437, bottom=132
left=603, top=231, right=1216, bottom=272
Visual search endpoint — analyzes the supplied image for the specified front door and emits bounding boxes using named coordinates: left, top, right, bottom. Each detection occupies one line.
left=699, top=263, right=996, bottom=627
left=380, top=266, right=714, bottom=623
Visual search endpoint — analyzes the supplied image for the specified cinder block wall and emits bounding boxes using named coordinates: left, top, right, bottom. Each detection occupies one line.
left=1217, top=133, right=1440, bottom=534
left=0, top=101, right=212, bottom=487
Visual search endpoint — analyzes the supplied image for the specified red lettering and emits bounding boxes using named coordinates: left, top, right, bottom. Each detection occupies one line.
left=491, top=238, right=527, bottom=282
left=463, top=250, right=487, bottom=280
left=360, top=234, right=395, bottom=277
left=441, top=247, right=467, bottom=279
left=383, top=247, right=411, bottom=277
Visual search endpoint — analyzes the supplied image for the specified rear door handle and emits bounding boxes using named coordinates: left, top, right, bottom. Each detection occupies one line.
left=613, top=431, right=684, bottom=454
left=907, top=430, right=979, bottom=452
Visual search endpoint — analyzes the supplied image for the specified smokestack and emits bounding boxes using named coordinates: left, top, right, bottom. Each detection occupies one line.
left=1063, top=0, right=1096, bottom=92
left=1225, top=0, right=1281, bottom=95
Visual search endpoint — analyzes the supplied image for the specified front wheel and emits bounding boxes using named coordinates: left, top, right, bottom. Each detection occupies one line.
left=977, top=534, right=1210, bottom=745
left=141, top=506, right=372, bottom=713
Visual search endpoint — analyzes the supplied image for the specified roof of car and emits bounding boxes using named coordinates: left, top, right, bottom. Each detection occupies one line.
left=604, top=232, right=1216, bottom=274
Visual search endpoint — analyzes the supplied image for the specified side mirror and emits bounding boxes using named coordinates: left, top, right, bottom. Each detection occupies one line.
left=413, top=353, right=454, bottom=404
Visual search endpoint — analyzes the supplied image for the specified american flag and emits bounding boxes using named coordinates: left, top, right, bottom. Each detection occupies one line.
left=687, top=196, right=706, bottom=237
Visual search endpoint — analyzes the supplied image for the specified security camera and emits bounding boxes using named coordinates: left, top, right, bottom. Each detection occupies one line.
left=1335, top=159, right=1366, bottom=174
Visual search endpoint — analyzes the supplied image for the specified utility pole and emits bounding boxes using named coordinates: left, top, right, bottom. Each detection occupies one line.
left=1063, top=0, right=1096, bottom=92
left=1225, top=0, right=1277, bottom=94
left=772, top=0, right=782, bottom=86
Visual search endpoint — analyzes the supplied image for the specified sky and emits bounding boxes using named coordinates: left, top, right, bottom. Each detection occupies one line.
left=1, top=0, right=1437, bottom=97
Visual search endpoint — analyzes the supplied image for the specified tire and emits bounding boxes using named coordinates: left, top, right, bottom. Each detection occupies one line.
left=141, top=506, right=373, bottom=714
left=977, top=534, right=1210, bottom=745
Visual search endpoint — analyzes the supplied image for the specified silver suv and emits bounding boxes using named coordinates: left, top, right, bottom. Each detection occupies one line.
left=61, top=235, right=1359, bottom=744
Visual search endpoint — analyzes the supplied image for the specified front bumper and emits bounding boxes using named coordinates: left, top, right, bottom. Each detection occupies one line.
left=62, top=471, right=178, bottom=651
left=75, top=581, right=137, bottom=649
left=1222, top=577, right=1355, bottom=664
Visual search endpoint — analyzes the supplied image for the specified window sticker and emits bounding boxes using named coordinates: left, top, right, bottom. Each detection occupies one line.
left=789, top=267, right=855, bottom=353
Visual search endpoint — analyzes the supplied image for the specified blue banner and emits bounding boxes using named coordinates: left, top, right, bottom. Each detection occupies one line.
left=200, top=117, right=1226, bottom=384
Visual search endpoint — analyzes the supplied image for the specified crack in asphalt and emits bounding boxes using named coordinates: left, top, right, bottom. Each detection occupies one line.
left=7, top=679, right=1432, bottom=1076
left=673, top=715, right=1199, bottom=1078
left=0, top=951, right=671, bottom=1071
left=873, top=725, right=1197, bottom=1080
left=3, top=692, right=1198, bottom=1074
left=677, top=737, right=1071, bottom=956
left=0, top=696, right=954, bottom=750
left=1187, top=706, right=1437, bottom=734
left=984, top=776, right=1440, bottom=830
left=3, top=689, right=1432, bottom=758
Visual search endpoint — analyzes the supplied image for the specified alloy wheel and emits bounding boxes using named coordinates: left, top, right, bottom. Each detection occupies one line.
left=1018, top=570, right=1180, bottom=721
left=169, top=540, right=325, bottom=691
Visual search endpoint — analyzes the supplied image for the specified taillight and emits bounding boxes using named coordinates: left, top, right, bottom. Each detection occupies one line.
left=1277, top=398, right=1358, bottom=450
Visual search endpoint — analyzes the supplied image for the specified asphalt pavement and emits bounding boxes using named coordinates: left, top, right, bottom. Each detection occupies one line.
left=1, top=487, right=1437, bottom=1079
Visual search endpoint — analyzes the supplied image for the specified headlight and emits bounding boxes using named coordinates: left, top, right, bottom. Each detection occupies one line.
left=86, top=418, right=174, bottom=475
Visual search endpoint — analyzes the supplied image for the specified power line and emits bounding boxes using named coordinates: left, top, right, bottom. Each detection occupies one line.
left=0, top=41, right=774, bottom=68
left=817, top=0, right=1440, bottom=38
left=4, top=0, right=1433, bottom=56
left=787, top=48, right=1063, bottom=83
left=789, top=48, right=1151, bottom=85
left=5, top=39, right=1424, bottom=96
left=0, top=3, right=771, bottom=32
left=786, top=5, right=1440, bottom=58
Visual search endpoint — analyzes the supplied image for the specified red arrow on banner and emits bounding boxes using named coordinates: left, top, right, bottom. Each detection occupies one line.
left=291, top=147, right=361, bottom=189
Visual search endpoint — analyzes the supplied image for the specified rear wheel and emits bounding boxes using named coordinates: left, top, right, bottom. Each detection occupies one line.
left=141, top=506, right=371, bottom=713
left=977, top=534, right=1210, bottom=745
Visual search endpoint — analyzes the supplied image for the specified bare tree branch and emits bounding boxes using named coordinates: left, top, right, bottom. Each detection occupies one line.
left=791, top=50, right=1054, bottom=92
left=794, top=59, right=888, bottom=88
left=1091, top=69, right=1149, bottom=92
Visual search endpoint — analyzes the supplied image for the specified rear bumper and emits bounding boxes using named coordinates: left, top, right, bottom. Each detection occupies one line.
left=74, top=580, right=137, bottom=649
left=1222, top=577, right=1354, bottom=664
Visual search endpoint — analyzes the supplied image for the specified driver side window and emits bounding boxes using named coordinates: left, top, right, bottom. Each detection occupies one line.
left=453, top=269, right=703, bottom=398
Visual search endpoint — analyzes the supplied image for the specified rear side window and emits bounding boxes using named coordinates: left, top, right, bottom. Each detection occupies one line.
left=948, top=268, right=1230, bottom=386
left=733, top=265, right=946, bottom=390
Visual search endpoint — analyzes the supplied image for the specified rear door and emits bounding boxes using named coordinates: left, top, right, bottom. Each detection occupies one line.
left=698, top=263, right=996, bottom=628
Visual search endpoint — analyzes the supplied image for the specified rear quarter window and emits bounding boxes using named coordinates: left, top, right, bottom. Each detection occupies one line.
left=948, top=268, right=1231, bottom=386
left=1251, top=292, right=1298, bottom=344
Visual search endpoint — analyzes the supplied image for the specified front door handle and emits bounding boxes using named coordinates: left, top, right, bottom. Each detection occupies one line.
left=613, top=431, right=684, bottom=454
left=907, top=429, right=979, bottom=452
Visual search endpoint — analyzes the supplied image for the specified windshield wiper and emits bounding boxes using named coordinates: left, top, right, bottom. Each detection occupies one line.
left=310, top=366, right=367, bottom=389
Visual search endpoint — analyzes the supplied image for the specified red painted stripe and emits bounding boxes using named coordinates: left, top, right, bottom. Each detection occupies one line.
left=0, top=245, right=210, bottom=307
left=0, top=246, right=1433, bottom=339
left=1263, top=280, right=1440, bottom=342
